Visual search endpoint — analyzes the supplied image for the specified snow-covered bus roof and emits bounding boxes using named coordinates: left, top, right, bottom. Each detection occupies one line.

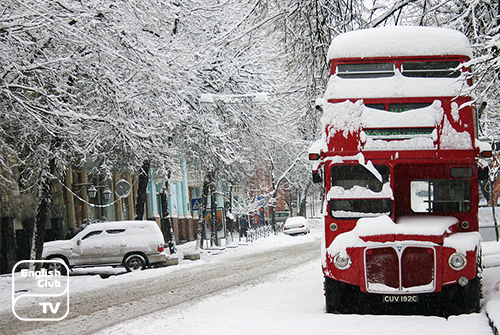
left=327, top=26, right=472, bottom=61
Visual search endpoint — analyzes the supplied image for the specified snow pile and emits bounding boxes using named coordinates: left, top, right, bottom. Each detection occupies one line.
left=360, top=101, right=442, bottom=151
left=483, top=240, right=500, bottom=267
left=443, top=232, right=482, bottom=255
left=327, top=26, right=472, bottom=60
left=327, top=183, right=392, bottom=199
left=440, top=115, right=473, bottom=149
left=361, top=101, right=442, bottom=128
left=482, top=243, right=500, bottom=334
left=3, top=214, right=500, bottom=334
left=476, top=138, right=492, bottom=153
left=97, top=259, right=493, bottom=335
left=309, top=139, right=327, bottom=171
left=308, top=139, right=326, bottom=155
left=320, top=99, right=473, bottom=152
left=363, top=136, right=436, bottom=151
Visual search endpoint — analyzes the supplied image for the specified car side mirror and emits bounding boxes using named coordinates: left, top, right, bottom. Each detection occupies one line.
left=77, top=239, right=81, bottom=246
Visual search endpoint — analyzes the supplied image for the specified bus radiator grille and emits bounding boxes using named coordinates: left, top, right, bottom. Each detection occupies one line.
left=365, top=246, right=435, bottom=293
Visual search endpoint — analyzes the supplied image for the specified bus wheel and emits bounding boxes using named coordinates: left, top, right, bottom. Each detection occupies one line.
left=325, top=276, right=351, bottom=313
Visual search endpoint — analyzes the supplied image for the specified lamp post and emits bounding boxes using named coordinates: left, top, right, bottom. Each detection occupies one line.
left=73, top=183, right=112, bottom=201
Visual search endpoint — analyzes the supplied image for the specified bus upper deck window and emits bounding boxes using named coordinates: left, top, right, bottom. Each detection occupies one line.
left=337, top=63, right=394, bottom=78
left=401, top=61, right=461, bottom=78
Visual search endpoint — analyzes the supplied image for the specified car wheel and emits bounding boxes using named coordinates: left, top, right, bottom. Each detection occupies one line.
left=45, top=258, right=68, bottom=275
left=124, top=254, right=146, bottom=272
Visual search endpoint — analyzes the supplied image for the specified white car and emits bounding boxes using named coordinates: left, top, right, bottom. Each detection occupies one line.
left=42, top=221, right=167, bottom=273
left=283, top=216, right=310, bottom=236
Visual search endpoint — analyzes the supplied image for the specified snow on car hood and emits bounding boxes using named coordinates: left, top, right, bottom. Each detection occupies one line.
left=42, top=240, right=73, bottom=256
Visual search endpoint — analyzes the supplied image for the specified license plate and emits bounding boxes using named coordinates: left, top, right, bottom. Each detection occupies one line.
left=383, top=295, right=418, bottom=303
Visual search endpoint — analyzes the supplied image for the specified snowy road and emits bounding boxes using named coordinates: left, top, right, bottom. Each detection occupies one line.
left=0, top=238, right=320, bottom=335
left=0, top=227, right=497, bottom=335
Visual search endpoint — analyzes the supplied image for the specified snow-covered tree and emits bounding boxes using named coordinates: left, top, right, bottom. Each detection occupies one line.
left=158, top=0, right=291, bottom=246
left=0, top=0, right=105, bottom=263
left=0, top=0, right=183, bottom=262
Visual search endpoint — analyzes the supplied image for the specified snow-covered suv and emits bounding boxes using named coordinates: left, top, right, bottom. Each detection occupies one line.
left=42, top=220, right=167, bottom=273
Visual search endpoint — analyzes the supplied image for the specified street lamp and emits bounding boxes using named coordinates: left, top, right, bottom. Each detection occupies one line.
left=199, top=93, right=215, bottom=107
left=102, top=188, right=112, bottom=201
left=199, top=92, right=269, bottom=106
left=254, top=92, right=269, bottom=103
left=73, top=183, right=112, bottom=201
left=87, top=185, right=97, bottom=198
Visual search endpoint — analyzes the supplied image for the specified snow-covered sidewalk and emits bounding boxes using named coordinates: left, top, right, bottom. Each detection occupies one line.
left=96, top=256, right=494, bottom=335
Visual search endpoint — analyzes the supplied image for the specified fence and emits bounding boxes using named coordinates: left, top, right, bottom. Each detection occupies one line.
left=245, top=224, right=285, bottom=243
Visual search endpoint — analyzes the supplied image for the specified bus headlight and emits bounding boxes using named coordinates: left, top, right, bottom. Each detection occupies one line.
left=449, top=253, right=467, bottom=271
left=334, top=253, right=351, bottom=270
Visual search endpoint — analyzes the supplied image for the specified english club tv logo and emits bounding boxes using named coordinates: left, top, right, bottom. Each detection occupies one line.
left=12, top=260, right=69, bottom=321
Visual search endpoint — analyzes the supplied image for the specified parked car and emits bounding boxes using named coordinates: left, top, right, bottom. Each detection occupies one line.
left=283, top=216, right=310, bottom=236
left=42, top=220, right=167, bottom=273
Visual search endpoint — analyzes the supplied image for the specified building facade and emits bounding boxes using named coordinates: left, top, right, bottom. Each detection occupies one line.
left=0, top=155, right=290, bottom=273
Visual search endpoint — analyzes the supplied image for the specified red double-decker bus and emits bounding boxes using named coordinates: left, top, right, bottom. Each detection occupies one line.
left=310, top=26, right=488, bottom=316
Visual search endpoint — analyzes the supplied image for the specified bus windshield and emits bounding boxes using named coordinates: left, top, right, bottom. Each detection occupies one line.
left=329, top=165, right=392, bottom=219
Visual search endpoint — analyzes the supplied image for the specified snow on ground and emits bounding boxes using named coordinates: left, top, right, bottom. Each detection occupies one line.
left=3, top=212, right=500, bottom=334
left=96, top=251, right=492, bottom=335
